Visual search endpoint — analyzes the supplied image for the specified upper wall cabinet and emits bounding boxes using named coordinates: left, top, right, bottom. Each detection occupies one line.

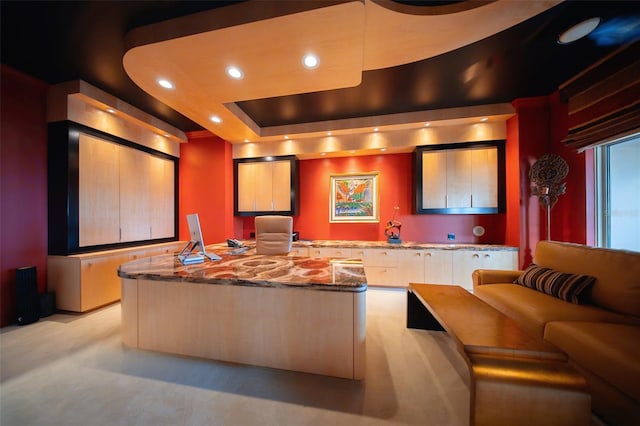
left=414, top=141, right=506, bottom=214
left=48, top=121, right=178, bottom=255
left=234, top=156, right=299, bottom=216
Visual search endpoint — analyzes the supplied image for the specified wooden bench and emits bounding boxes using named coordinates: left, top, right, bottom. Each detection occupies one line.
left=407, top=283, right=591, bottom=426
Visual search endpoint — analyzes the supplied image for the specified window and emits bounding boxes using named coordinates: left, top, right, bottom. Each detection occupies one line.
left=595, top=134, right=640, bottom=252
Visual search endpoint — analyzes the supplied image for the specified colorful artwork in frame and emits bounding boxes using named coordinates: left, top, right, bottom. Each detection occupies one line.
left=329, top=172, right=379, bottom=223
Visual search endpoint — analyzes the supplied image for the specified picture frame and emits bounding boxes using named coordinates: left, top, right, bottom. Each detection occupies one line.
left=329, top=172, right=379, bottom=223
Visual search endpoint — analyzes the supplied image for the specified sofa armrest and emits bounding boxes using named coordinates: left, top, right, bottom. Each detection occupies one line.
left=472, top=269, right=522, bottom=288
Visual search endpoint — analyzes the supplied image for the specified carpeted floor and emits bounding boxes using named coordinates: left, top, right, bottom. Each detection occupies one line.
left=0, top=288, right=470, bottom=426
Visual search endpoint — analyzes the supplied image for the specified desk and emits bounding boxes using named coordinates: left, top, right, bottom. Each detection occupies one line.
left=407, top=283, right=590, bottom=425
left=118, top=250, right=366, bottom=379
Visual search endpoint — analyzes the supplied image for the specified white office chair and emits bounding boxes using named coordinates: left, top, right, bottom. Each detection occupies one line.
left=255, top=215, right=293, bottom=255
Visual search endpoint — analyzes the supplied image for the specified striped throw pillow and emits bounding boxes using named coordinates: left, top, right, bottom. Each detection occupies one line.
left=514, top=264, right=596, bottom=304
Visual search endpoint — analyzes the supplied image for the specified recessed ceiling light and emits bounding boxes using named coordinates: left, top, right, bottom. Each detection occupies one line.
left=321, top=152, right=327, bottom=156
left=480, top=117, right=488, bottom=122
left=244, top=139, right=249, bottom=143
left=163, top=133, right=170, bottom=137
left=157, top=78, right=174, bottom=89
left=327, top=132, right=332, bottom=136
left=558, top=17, right=601, bottom=44
left=302, top=53, right=319, bottom=69
left=106, top=108, right=116, bottom=114
left=373, top=127, right=379, bottom=132
left=349, top=150, right=356, bottom=154
left=424, top=122, right=431, bottom=127
left=284, top=135, right=289, bottom=140
left=380, top=148, right=387, bottom=152
left=210, top=115, right=222, bottom=123
left=226, top=66, right=243, bottom=80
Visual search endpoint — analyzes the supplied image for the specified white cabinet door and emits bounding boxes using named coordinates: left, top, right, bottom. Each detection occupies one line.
left=424, top=250, right=454, bottom=285
left=362, top=248, right=400, bottom=286
left=452, top=249, right=518, bottom=292
left=119, top=146, right=151, bottom=242
left=446, top=150, right=472, bottom=208
left=421, top=151, right=447, bottom=209
left=398, top=249, right=425, bottom=286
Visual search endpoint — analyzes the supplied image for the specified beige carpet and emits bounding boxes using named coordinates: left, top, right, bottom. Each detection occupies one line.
left=0, top=288, right=470, bottom=426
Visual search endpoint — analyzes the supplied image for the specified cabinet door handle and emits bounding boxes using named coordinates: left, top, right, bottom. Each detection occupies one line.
left=382, top=251, right=387, bottom=256
left=416, top=252, right=422, bottom=257
left=425, top=252, right=431, bottom=257
left=473, top=253, right=480, bottom=258
left=484, top=253, right=491, bottom=259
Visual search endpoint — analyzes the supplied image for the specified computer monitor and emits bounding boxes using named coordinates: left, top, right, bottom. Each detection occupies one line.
left=186, top=213, right=221, bottom=261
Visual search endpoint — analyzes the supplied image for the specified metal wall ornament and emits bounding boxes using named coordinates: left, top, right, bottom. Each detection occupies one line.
left=529, top=153, right=569, bottom=239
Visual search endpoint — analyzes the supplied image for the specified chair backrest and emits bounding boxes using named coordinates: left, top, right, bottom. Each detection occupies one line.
left=255, top=215, right=293, bottom=255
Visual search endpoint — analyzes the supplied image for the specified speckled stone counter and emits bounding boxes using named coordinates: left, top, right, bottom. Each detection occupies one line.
left=118, top=250, right=366, bottom=292
left=119, top=248, right=366, bottom=379
left=293, top=240, right=518, bottom=251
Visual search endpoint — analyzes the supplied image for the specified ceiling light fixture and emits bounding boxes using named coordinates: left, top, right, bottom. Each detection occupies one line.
left=106, top=108, right=116, bottom=114
left=244, top=139, right=249, bottom=143
left=226, top=66, right=244, bottom=79
left=424, top=122, right=431, bottom=127
left=373, top=127, right=379, bottom=132
left=380, top=148, right=387, bottom=152
left=210, top=115, right=222, bottom=123
left=157, top=78, right=174, bottom=89
left=480, top=117, right=488, bottom=122
left=284, top=135, right=289, bottom=140
left=302, top=53, right=319, bottom=69
left=327, top=132, right=332, bottom=136
left=558, top=17, right=601, bottom=44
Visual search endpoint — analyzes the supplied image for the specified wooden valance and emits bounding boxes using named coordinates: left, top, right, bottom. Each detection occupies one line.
left=559, top=41, right=640, bottom=150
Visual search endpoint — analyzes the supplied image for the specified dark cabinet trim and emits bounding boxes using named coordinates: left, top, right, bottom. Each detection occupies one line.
left=413, top=140, right=506, bottom=215
left=233, top=155, right=299, bottom=216
left=48, top=121, right=179, bottom=255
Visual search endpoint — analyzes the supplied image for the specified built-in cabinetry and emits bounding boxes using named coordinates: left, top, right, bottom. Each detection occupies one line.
left=414, top=141, right=505, bottom=214
left=234, top=155, right=298, bottom=216
left=48, top=242, right=183, bottom=312
left=48, top=121, right=178, bottom=255
left=307, top=245, right=517, bottom=291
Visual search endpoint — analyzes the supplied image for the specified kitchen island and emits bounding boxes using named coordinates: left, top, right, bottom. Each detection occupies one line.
left=118, top=248, right=367, bottom=379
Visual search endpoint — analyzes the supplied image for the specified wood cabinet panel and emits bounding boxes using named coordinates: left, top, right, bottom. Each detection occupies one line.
left=149, top=157, right=175, bottom=239
left=309, top=247, right=352, bottom=258
left=237, top=162, right=257, bottom=211
left=78, top=134, right=120, bottom=246
left=119, top=146, right=151, bottom=242
left=271, top=160, right=292, bottom=211
left=471, top=148, right=498, bottom=208
left=421, top=151, right=447, bottom=209
left=446, top=149, right=472, bottom=208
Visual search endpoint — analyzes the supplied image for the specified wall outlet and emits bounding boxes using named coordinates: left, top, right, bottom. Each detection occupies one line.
left=250, top=232, right=255, bottom=238
left=447, top=233, right=456, bottom=241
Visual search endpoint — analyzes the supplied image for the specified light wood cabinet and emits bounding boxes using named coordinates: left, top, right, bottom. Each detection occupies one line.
left=424, top=250, right=454, bottom=284
left=48, top=122, right=178, bottom=255
left=414, top=141, right=505, bottom=214
left=234, top=156, right=298, bottom=215
left=78, top=134, right=120, bottom=246
left=309, top=247, right=352, bottom=258
left=360, top=248, right=400, bottom=286
left=48, top=242, right=183, bottom=312
left=452, top=249, right=518, bottom=292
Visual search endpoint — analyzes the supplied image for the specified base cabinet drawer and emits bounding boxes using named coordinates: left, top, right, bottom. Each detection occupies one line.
left=365, top=266, right=401, bottom=286
left=309, top=248, right=352, bottom=258
left=289, top=247, right=309, bottom=257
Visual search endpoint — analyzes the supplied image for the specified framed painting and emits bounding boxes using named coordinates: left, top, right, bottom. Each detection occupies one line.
left=329, top=172, right=379, bottom=223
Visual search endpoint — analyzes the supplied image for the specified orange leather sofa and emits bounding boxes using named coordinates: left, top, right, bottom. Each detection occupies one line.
left=473, top=240, right=640, bottom=425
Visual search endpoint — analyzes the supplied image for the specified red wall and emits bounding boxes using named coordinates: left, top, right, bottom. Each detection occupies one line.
left=240, top=153, right=507, bottom=244
left=179, top=131, right=237, bottom=244
left=1, top=66, right=49, bottom=326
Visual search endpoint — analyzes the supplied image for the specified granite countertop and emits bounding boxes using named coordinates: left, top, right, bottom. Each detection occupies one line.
left=293, top=240, right=517, bottom=251
left=118, top=247, right=367, bottom=293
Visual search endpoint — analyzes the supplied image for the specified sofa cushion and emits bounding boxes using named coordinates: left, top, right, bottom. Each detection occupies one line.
left=544, top=321, right=640, bottom=403
left=474, top=283, right=640, bottom=338
left=514, top=263, right=595, bottom=304
left=534, top=241, right=640, bottom=317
